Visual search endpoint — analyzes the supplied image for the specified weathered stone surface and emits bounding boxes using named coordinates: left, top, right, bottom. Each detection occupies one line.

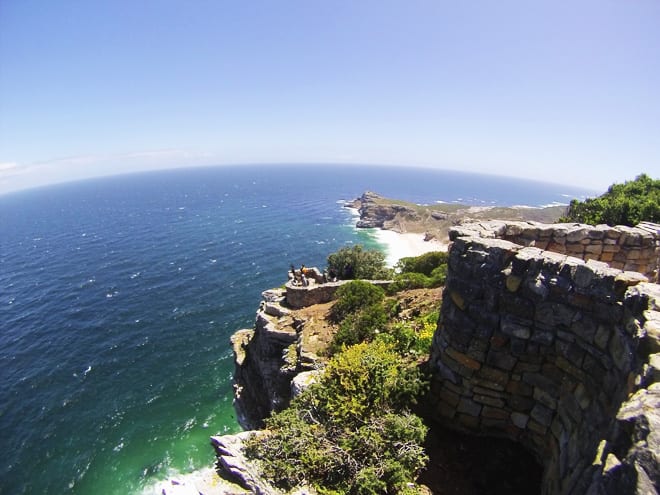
left=612, top=384, right=660, bottom=487
left=429, top=221, right=660, bottom=495
left=211, top=432, right=290, bottom=495
left=285, top=279, right=391, bottom=309
left=457, top=397, right=482, bottom=417
left=232, top=292, right=321, bottom=429
left=291, top=370, right=323, bottom=398
left=263, top=301, right=290, bottom=318
left=511, top=411, right=530, bottom=429
left=262, top=288, right=286, bottom=303
left=449, top=221, right=659, bottom=281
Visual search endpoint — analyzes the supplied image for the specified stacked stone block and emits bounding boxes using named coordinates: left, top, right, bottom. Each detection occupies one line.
left=429, top=230, right=660, bottom=495
left=285, top=279, right=391, bottom=308
left=450, top=221, right=660, bottom=282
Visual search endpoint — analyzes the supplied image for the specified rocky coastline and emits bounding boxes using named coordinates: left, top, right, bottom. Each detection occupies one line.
left=158, top=195, right=660, bottom=495
left=346, top=190, right=568, bottom=241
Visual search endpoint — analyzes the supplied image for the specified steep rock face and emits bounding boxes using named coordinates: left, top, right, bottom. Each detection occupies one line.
left=211, top=432, right=278, bottom=495
left=349, top=191, right=419, bottom=229
left=232, top=290, right=299, bottom=429
left=232, top=289, right=326, bottom=429
left=592, top=383, right=660, bottom=494
left=211, top=433, right=316, bottom=495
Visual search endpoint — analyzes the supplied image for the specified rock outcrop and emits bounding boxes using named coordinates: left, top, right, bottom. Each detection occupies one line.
left=232, top=279, right=393, bottom=428
left=349, top=191, right=419, bottom=229
left=211, top=432, right=277, bottom=495
left=231, top=289, right=303, bottom=429
left=346, top=191, right=569, bottom=240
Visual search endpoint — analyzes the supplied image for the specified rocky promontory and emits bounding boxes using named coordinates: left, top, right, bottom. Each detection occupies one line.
left=347, top=191, right=568, bottom=241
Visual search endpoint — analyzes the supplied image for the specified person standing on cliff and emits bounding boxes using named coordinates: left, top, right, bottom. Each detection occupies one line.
left=300, top=264, right=309, bottom=286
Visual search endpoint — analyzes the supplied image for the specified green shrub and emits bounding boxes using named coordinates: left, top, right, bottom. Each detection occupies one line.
left=387, top=272, right=431, bottom=294
left=429, top=264, right=448, bottom=286
left=386, top=251, right=448, bottom=294
left=330, top=303, right=388, bottom=354
left=327, top=245, right=391, bottom=280
left=561, top=173, right=660, bottom=226
left=395, top=251, right=448, bottom=276
left=330, top=280, right=385, bottom=323
left=377, top=323, right=417, bottom=354
left=317, top=341, right=427, bottom=423
left=377, top=309, right=437, bottom=356
left=245, top=340, right=429, bottom=494
left=243, top=407, right=344, bottom=491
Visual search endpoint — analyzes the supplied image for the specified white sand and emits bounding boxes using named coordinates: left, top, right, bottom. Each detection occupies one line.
left=374, top=230, right=447, bottom=267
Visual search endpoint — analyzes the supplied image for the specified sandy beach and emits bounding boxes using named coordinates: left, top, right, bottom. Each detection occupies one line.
left=374, top=229, right=447, bottom=267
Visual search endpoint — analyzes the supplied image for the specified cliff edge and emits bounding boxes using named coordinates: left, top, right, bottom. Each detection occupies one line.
left=347, top=191, right=568, bottom=241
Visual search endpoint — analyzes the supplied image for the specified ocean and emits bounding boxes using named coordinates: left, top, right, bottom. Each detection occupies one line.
left=0, top=164, right=595, bottom=494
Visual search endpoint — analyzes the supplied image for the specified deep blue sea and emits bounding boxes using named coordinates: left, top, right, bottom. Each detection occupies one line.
left=0, top=165, right=596, bottom=494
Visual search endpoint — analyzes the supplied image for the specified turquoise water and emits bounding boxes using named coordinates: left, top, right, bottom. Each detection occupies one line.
left=0, top=165, right=594, bottom=494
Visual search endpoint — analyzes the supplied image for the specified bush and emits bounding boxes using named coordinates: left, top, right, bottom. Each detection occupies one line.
left=327, top=245, right=391, bottom=280
left=395, top=251, right=448, bottom=276
left=429, top=264, right=448, bottom=286
left=245, top=341, right=429, bottom=494
left=561, top=173, right=660, bottom=226
left=376, top=309, right=438, bottom=356
left=243, top=407, right=337, bottom=490
left=318, top=341, right=427, bottom=423
left=330, top=280, right=385, bottom=323
left=387, top=272, right=431, bottom=294
left=330, top=303, right=388, bottom=354
left=386, top=251, right=448, bottom=294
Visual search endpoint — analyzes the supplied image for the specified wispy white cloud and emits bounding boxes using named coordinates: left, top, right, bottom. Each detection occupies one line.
left=0, top=162, right=29, bottom=179
left=0, top=161, right=21, bottom=172
left=29, top=149, right=214, bottom=168
left=0, top=149, right=220, bottom=194
left=122, top=149, right=213, bottom=161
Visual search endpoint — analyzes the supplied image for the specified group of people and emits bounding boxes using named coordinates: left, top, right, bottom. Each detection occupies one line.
left=289, top=264, right=338, bottom=286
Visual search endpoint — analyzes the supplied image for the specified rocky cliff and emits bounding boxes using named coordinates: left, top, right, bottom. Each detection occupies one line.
left=209, top=219, right=660, bottom=495
left=231, top=288, right=308, bottom=429
left=348, top=190, right=420, bottom=229
left=347, top=191, right=568, bottom=240
left=232, top=279, right=392, bottom=429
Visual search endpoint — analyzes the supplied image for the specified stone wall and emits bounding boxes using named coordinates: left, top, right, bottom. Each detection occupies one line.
left=285, top=279, right=391, bottom=309
left=428, top=229, right=660, bottom=494
left=450, top=221, right=660, bottom=282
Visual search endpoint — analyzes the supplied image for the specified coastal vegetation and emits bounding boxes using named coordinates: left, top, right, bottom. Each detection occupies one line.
left=243, top=247, right=445, bottom=494
left=329, top=280, right=386, bottom=323
left=244, top=341, right=429, bottom=495
left=561, top=173, right=660, bottom=226
left=388, top=251, right=448, bottom=294
left=328, top=249, right=447, bottom=354
left=326, top=244, right=391, bottom=280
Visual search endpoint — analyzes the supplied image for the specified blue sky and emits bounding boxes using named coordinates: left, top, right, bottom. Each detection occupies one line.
left=1, top=0, right=658, bottom=195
